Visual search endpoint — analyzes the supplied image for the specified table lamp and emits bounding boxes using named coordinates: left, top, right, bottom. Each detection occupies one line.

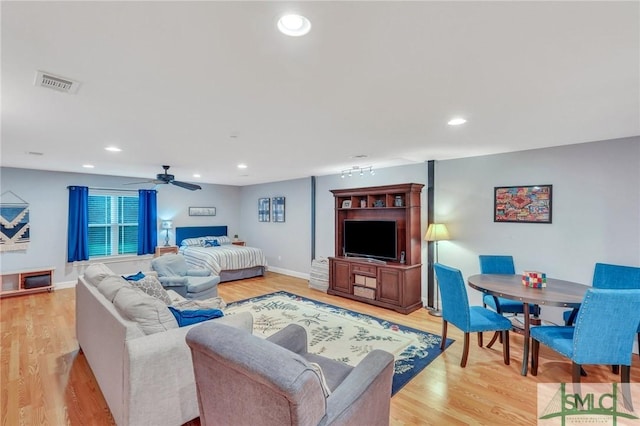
left=161, top=220, right=173, bottom=247
left=425, top=223, right=450, bottom=317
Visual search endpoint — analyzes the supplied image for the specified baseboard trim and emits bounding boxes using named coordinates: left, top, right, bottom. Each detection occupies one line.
left=268, top=267, right=310, bottom=281
left=55, top=280, right=76, bottom=290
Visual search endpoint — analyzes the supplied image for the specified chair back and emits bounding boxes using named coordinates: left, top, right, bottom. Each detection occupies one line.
left=186, top=322, right=327, bottom=426
left=593, top=263, right=640, bottom=289
left=479, top=255, right=515, bottom=274
left=573, top=288, right=640, bottom=366
left=151, top=253, right=188, bottom=277
left=434, top=263, right=471, bottom=330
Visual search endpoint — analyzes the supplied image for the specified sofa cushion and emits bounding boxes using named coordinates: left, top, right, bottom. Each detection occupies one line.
left=112, top=285, right=178, bottom=334
left=98, top=275, right=132, bottom=302
left=132, top=275, right=172, bottom=305
left=84, top=263, right=115, bottom=286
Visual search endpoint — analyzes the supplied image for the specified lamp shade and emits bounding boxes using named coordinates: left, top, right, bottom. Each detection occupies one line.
left=161, top=220, right=173, bottom=230
left=425, top=223, right=450, bottom=241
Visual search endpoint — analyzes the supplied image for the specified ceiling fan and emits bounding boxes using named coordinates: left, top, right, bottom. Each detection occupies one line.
left=125, top=165, right=202, bottom=191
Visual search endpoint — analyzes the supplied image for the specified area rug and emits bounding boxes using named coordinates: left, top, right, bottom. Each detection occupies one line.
left=224, top=291, right=453, bottom=395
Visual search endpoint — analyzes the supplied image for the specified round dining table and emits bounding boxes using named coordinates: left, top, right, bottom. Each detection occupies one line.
left=467, top=274, right=590, bottom=376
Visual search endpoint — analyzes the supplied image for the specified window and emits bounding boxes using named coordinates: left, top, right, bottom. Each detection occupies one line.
left=88, top=191, right=138, bottom=257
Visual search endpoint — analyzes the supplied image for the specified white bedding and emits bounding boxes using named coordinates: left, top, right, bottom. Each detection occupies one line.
left=179, top=245, right=268, bottom=276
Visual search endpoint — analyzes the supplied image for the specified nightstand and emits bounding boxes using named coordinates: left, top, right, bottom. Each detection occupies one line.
left=155, top=246, right=178, bottom=257
left=231, top=241, right=246, bottom=246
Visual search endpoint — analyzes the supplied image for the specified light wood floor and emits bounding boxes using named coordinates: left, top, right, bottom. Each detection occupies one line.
left=2, top=272, right=639, bottom=425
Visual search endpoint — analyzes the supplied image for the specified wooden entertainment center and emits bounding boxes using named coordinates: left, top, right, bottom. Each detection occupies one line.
left=328, top=183, right=424, bottom=314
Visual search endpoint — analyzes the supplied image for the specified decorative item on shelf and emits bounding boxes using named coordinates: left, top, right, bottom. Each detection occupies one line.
left=161, top=220, right=173, bottom=247
left=341, top=200, right=352, bottom=208
left=394, top=196, right=403, bottom=207
left=425, top=223, right=450, bottom=317
left=373, top=199, right=385, bottom=207
left=360, top=198, right=366, bottom=208
left=522, top=271, right=547, bottom=288
left=340, top=165, right=374, bottom=178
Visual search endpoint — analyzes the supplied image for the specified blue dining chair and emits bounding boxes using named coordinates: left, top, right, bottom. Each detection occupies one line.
left=531, top=288, right=640, bottom=383
left=479, top=255, right=540, bottom=316
left=434, top=263, right=512, bottom=368
left=563, top=263, right=640, bottom=359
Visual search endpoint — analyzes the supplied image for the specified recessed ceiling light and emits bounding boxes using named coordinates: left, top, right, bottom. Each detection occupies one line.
left=237, top=164, right=248, bottom=169
left=448, top=118, right=467, bottom=126
left=105, top=146, right=122, bottom=152
left=278, top=14, right=311, bottom=37
left=82, top=164, right=95, bottom=169
left=193, top=174, right=201, bottom=178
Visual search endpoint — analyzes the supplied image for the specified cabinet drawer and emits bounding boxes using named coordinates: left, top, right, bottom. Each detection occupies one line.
left=352, top=264, right=376, bottom=275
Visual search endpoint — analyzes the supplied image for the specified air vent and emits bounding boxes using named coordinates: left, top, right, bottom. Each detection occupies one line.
left=34, top=71, right=80, bottom=94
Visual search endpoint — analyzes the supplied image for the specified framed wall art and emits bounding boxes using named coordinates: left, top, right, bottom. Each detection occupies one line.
left=272, top=196, right=285, bottom=222
left=258, top=198, right=270, bottom=222
left=188, top=207, right=216, bottom=216
left=494, top=184, right=552, bottom=223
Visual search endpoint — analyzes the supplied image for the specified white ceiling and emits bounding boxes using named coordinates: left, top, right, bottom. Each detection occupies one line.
left=2, top=1, right=639, bottom=187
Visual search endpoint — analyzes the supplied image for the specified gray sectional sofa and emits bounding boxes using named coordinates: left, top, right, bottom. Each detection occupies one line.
left=76, top=263, right=253, bottom=426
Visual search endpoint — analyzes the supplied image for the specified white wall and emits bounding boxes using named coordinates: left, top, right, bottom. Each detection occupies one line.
left=0, top=168, right=241, bottom=283
left=434, top=136, right=640, bottom=323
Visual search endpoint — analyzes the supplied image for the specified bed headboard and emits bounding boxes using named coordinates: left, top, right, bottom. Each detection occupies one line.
left=176, top=226, right=228, bottom=246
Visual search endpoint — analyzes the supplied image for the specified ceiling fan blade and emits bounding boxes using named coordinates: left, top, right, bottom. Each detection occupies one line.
left=171, top=180, right=202, bottom=191
left=123, top=179, right=163, bottom=186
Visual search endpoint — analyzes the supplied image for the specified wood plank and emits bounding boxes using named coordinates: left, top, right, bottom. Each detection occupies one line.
left=1, top=271, right=638, bottom=425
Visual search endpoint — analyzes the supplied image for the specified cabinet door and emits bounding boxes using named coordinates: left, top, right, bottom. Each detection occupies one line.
left=378, top=267, right=402, bottom=305
left=331, top=260, right=352, bottom=294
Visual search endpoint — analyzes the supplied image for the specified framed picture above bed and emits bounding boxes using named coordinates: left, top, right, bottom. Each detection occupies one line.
left=258, top=198, right=270, bottom=222
left=189, top=207, right=216, bottom=216
left=272, top=196, right=285, bottom=222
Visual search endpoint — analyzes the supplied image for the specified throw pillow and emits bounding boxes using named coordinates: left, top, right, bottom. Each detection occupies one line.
left=132, top=275, right=172, bottom=305
left=204, top=239, right=220, bottom=247
left=122, top=271, right=145, bottom=281
left=168, top=306, right=224, bottom=327
left=113, top=286, right=178, bottom=334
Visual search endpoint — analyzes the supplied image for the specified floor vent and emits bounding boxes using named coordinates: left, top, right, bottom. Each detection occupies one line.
left=34, top=71, right=80, bottom=94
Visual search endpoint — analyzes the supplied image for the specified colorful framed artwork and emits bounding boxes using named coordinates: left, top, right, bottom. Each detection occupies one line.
left=272, top=196, right=285, bottom=222
left=494, top=185, right=552, bottom=223
left=258, top=198, right=270, bottom=222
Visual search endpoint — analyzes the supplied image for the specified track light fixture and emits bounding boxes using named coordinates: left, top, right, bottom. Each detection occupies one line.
left=340, top=165, right=374, bottom=179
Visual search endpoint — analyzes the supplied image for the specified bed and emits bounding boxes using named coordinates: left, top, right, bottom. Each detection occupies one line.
left=175, top=226, right=267, bottom=282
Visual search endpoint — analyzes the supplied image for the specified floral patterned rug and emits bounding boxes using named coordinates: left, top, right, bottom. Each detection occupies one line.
left=224, top=291, right=453, bottom=395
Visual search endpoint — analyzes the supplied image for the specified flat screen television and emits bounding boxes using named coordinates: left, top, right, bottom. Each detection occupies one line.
left=343, top=220, right=397, bottom=261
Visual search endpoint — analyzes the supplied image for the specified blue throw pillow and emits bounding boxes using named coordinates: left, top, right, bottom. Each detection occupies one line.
left=122, top=271, right=145, bottom=281
left=168, top=306, right=224, bottom=327
left=204, top=239, right=220, bottom=247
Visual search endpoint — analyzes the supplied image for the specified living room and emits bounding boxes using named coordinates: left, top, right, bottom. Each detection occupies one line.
left=1, top=1, right=639, bottom=425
